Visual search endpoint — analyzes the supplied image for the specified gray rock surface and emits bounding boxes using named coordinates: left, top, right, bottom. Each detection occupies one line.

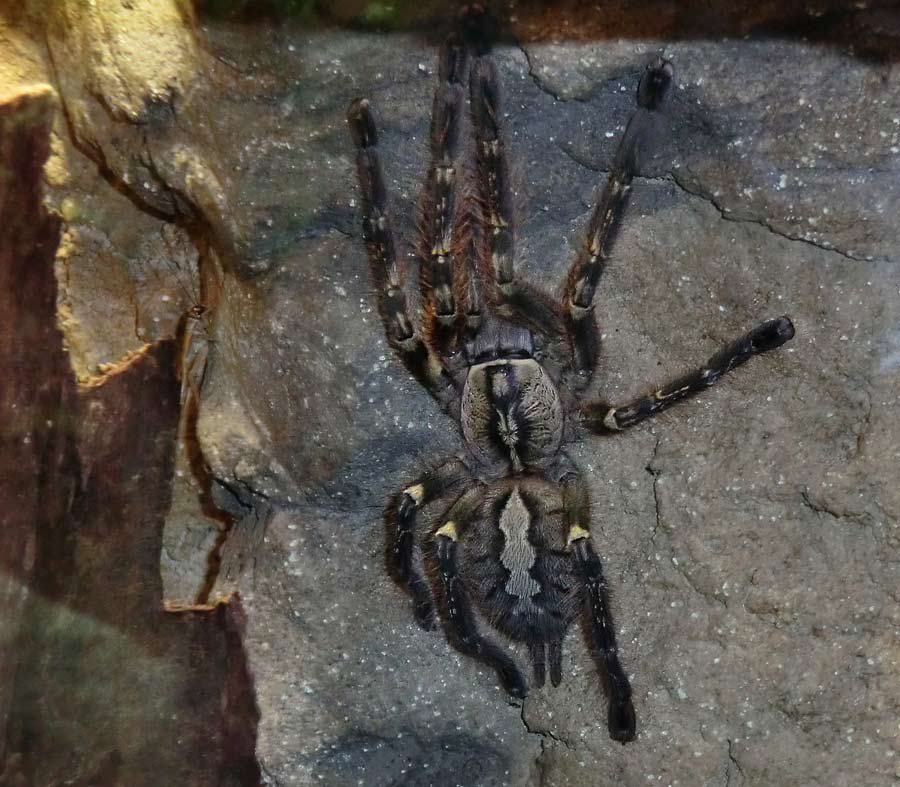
left=194, top=22, right=899, bottom=787
left=9, top=5, right=898, bottom=785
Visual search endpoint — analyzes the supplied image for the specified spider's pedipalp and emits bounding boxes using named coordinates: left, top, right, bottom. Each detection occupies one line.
left=583, top=315, right=796, bottom=433
left=563, top=59, right=675, bottom=382
left=347, top=98, right=456, bottom=407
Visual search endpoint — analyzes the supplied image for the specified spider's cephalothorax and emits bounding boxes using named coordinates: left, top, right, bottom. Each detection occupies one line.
left=347, top=6, right=794, bottom=744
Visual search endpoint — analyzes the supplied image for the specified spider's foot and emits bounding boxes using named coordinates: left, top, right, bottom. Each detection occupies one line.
left=346, top=97, right=377, bottom=149
left=750, top=315, right=795, bottom=352
left=412, top=597, right=437, bottom=631
left=608, top=698, right=637, bottom=744
left=458, top=3, right=496, bottom=54
left=408, top=578, right=437, bottom=630
left=459, top=4, right=486, bottom=25
left=497, top=660, right=529, bottom=699
left=638, top=57, right=674, bottom=111
left=549, top=638, right=564, bottom=687
left=439, top=30, right=468, bottom=85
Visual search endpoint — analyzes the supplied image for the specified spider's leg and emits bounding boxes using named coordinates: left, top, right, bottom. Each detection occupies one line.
left=582, top=316, right=795, bottom=433
left=347, top=98, right=456, bottom=408
left=563, top=58, right=674, bottom=382
left=419, top=33, right=481, bottom=356
left=433, top=487, right=529, bottom=699
left=527, top=641, right=546, bottom=688
left=468, top=33, right=567, bottom=344
left=548, top=637, right=564, bottom=688
left=562, top=470, right=636, bottom=743
left=386, top=459, right=471, bottom=629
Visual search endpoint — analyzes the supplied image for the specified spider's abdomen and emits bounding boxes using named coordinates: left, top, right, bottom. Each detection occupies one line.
left=460, top=358, right=563, bottom=473
left=461, top=480, right=580, bottom=643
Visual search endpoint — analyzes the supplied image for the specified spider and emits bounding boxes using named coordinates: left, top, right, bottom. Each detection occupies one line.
left=346, top=6, right=794, bottom=744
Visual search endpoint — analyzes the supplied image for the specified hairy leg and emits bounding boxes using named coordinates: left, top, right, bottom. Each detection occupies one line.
left=563, top=58, right=674, bottom=382
left=561, top=469, right=636, bottom=743
left=418, top=32, right=484, bottom=356
left=466, top=11, right=568, bottom=347
left=347, top=98, right=457, bottom=408
left=583, top=316, right=795, bottom=433
left=385, top=459, right=472, bottom=629
left=433, top=486, right=529, bottom=698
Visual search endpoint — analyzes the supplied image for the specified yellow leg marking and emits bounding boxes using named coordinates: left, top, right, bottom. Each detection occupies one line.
left=603, top=408, right=621, bottom=431
left=436, top=520, right=458, bottom=541
left=567, top=524, right=591, bottom=544
left=427, top=353, right=445, bottom=379
left=404, top=484, right=425, bottom=504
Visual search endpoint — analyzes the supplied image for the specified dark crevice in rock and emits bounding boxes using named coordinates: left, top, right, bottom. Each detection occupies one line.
left=645, top=439, right=728, bottom=608
left=853, top=387, right=874, bottom=459
left=520, top=701, right=574, bottom=750
left=646, top=435, right=663, bottom=546
left=519, top=43, right=641, bottom=103
left=534, top=737, right=550, bottom=787
left=193, top=471, right=239, bottom=604
left=45, top=41, right=178, bottom=226
left=169, top=253, right=249, bottom=604
left=724, top=738, right=746, bottom=787
left=799, top=488, right=874, bottom=527
left=557, top=141, right=888, bottom=264
left=520, top=697, right=572, bottom=787
left=40, top=10, right=260, bottom=279
left=210, top=499, right=274, bottom=599
left=667, top=171, right=882, bottom=264
left=51, top=32, right=241, bottom=602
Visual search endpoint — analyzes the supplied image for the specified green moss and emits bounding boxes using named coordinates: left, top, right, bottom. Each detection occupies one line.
left=199, top=0, right=318, bottom=20
left=197, top=0, right=446, bottom=28
left=359, top=2, right=396, bottom=24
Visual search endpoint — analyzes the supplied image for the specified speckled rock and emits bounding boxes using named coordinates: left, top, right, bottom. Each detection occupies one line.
left=42, top=0, right=248, bottom=271
left=0, top=83, right=259, bottom=787
left=195, top=18, right=898, bottom=787
left=4, top=4, right=899, bottom=786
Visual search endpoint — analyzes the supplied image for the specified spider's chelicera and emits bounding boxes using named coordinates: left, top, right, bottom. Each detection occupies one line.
left=347, top=8, right=794, bottom=744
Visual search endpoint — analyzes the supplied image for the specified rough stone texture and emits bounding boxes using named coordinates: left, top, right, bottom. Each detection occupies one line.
left=0, top=83, right=260, bottom=787
left=1, top=3, right=899, bottom=786
left=196, top=20, right=899, bottom=787
left=0, top=7, right=45, bottom=93
left=11, top=0, right=231, bottom=605
left=41, top=0, right=247, bottom=271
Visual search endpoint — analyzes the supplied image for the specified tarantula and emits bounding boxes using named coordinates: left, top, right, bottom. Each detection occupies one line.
left=346, top=7, right=794, bottom=744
